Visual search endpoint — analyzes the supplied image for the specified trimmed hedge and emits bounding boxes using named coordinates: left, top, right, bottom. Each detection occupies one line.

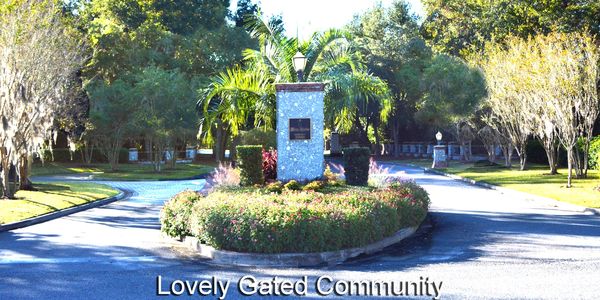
left=342, top=147, right=371, bottom=186
left=236, top=145, right=264, bottom=186
left=161, top=181, right=429, bottom=254
left=159, top=190, right=200, bottom=238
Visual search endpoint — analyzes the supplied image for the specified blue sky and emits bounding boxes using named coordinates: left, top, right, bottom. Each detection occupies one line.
left=230, top=0, right=425, bottom=40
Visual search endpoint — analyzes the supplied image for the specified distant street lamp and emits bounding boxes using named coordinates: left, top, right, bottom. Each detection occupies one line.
left=435, top=131, right=443, bottom=145
left=293, top=51, right=307, bottom=82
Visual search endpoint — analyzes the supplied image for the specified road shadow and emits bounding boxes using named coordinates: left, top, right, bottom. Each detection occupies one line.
left=335, top=208, right=600, bottom=272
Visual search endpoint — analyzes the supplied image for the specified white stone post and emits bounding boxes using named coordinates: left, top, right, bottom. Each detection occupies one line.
left=330, top=132, right=342, bottom=156
left=128, top=148, right=138, bottom=162
left=432, top=145, right=448, bottom=168
left=186, top=147, right=196, bottom=160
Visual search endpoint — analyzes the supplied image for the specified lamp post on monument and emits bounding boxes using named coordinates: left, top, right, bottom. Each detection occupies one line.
left=293, top=51, right=307, bottom=82
left=275, top=52, right=325, bottom=182
left=432, top=131, right=448, bottom=168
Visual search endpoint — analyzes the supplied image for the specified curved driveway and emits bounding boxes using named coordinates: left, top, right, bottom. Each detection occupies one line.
left=1, top=164, right=599, bottom=299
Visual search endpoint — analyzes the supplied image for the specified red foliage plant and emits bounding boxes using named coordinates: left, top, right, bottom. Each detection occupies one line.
left=262, top=148, right=277, bottom=181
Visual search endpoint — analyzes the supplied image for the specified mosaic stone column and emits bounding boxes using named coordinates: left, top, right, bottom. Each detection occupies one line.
left=275, top=83, right=325, bottom=181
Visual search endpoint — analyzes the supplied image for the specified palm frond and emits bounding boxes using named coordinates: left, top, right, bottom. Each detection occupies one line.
left=304, top=29, right=352, bottom=80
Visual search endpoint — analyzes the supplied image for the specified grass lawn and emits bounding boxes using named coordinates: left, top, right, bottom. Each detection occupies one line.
left=0, top=182, right=119, bottom=225
left=394, top=158, right=600, bottom=208
left=31, top=162, right=216, bottom=181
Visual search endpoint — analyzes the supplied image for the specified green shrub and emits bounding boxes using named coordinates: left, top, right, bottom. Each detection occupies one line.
left=284, top=180, right=301, bottom=190
left=343, top=147, right=371, bottom=186
left=589, top=136, right=600, bottom=170
left=302, top=180, right=325, bottom=191
left=266, top=181, right=283, bottom=193
left=240, top=129, right=276, bottom=149
left=160, top=190, right=200, bottom=238
left=236, top=145, right=264, bottom=186
left=186, top=181, right=429, bottom=253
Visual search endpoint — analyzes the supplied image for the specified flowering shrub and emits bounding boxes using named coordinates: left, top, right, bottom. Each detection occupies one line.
left=160, top=190, right=201, bottom=238
left=209, top=162, right=241, bottom=187
left=262, top=148, right=277, bottom=181
left=180, top=181, right=429, bottom=253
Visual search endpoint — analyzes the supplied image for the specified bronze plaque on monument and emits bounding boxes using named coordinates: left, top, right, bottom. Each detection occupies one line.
left=289, top=118, right=311, bottom=140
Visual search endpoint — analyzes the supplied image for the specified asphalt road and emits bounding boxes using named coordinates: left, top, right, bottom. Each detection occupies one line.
left=1, top=164, right=599, bottom=300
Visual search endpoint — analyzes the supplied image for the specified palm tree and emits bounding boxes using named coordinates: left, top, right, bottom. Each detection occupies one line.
left=198, top=14, right=392, bottom=160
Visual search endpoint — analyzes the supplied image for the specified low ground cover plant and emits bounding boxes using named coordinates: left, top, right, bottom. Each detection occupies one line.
left=161, top=179, right=429, bottom=253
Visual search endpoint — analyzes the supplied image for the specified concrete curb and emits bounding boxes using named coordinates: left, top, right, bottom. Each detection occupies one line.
left=400, top=162, right=600, bottom=216
left=0, top=189, right=130, bottom=232
left=166, top=226, right=418, bottom=267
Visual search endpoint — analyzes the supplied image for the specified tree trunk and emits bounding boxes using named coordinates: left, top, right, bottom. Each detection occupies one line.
left=109, top=141, right=120, bottom=171
left=214, top=129, right=224, bottom=163
left=167, top=142, right=177, bottom=169
left=462, top=141, right=472, bottom=161
left=18, top=154, right=34, bottom=191
left=374, top=126, right=381, bottom=156
left=516, top=142, right=527, bottom=171
left=391, top=123, right=400, bottom=158
left=573, top=146, right=584, bottom=179
left=372, top=117, right=381, bottom=156
left=541, top=139, right=558, bottom=175
left=213, top=119, right=226, bottom=163
left=519, top=153, right=527, bottom=171
left=485, top=144, right=496, bottom=163
left=0, top=147, right=15, bottom=199
left=506, top=148, right=513, bottom=168
left=567, top=147, right=573, bottom=188
left=500, top=144, right=512, bottom=168
left=169, top=148, right=177, bottom=169
left=145, top=138, right=152, bottom=162
left=83, top=141, right=94, bottom=165
left=583, top=140, right=590, bottom=177
left=0, top=165, right=12, bottom=199
left=230, top=135, right=241, bottom=162
left=152, top=140, right=165, bottom=173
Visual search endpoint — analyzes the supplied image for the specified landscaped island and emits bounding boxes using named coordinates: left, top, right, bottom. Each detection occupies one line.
left=161, top=147, right=429, bottom=254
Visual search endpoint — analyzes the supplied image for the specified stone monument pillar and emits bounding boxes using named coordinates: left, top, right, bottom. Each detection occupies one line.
left=275, top=83, right=325, bottom=181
